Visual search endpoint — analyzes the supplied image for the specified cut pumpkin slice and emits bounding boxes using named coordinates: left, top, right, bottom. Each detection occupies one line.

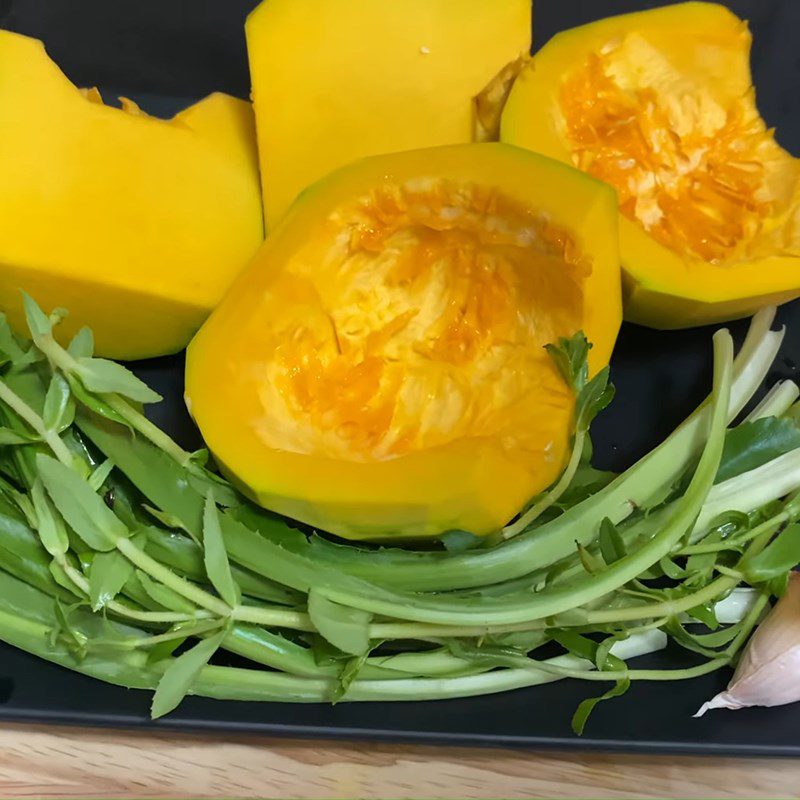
left=501, top=2, right=800, bottom=328
left=245, top=0, right=532, bottom=228
left=186, top=143, right=620, bottom=541
left=0, top=31, right=263, bottom=359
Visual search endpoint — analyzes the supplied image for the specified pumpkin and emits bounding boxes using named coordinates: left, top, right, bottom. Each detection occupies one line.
left=245, top=0, right=532, bottom=228
left=0, top=31, right=263, bottom=360
left=501, top=2, right=800, bottom=329
left=185, top=143, right=620, bottom=541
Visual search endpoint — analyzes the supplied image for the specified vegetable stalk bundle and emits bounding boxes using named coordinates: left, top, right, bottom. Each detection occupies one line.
left=0, top=296, right=797, bottom=732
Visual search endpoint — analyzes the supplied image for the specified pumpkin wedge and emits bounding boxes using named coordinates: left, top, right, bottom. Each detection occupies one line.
left=186, top=144, right=620, bottom=541
left=245, top=0, right=531, bottom=228
left=501, top=2, right=800, bottom=328
left=0, top=31, right=263, bottom=359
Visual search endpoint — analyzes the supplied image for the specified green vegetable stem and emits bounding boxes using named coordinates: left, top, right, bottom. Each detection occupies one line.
left=0, top=296, right=795, bottom=734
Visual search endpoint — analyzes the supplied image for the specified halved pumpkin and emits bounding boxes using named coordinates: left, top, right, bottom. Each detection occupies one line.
left=186, top=144, right=620, bottom=540
left=0, top=31, right=263, bottom=359
left=245, top=0, right=532, bottom=228
left=501, top=2, right=800, bottom=328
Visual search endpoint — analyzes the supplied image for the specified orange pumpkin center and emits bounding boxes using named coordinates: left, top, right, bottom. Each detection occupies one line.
left=559, top=35, right=799, bottom=264
left=254, top=179, right=585, bottom=463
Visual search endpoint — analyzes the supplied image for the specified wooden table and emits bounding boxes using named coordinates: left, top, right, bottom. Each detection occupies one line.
left=0, top=724, right=796, bottom=799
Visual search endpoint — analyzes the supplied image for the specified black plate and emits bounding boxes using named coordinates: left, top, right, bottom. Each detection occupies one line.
left=1, top=0, right=799, bottom=755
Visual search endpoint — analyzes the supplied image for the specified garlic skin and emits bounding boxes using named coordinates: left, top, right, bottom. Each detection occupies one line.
left=696, top=573, right=800, bottom=716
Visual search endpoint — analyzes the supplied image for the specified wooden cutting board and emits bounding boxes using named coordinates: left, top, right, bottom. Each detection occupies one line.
left=0, top=724, right=795, bottom=799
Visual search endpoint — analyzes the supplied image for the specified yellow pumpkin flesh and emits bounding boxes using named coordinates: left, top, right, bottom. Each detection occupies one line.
left=501, top=2, right=800, bottom=328
left=0, top=31, right=263, bottom=359
left=245, top=0, right=532, bottom=228
left=186, top=144, right=620, bottom=541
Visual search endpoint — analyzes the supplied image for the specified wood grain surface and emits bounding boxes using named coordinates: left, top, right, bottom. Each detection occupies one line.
left=0, top=724, right=796, bottom=799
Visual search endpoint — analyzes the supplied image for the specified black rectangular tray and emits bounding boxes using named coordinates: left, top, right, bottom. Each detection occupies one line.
left=1, top=0, right=799, bottom=756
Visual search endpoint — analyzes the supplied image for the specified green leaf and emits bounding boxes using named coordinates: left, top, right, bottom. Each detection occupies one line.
left=147, top=621, right=223, bottom=665
left=311, top=636, right=349, bottom=667
left=42, top=373, right=74, bottom=433
left=87, top=459, right=115, bottom=493
left=188, top=449, right=209, bottom=467
left=0, top=427, right=40, bottom=445
left=36, top=454, right=125, bottom=552
left=104, top=492, right=138, bottom=532
left=0, top=484, right=28, bottom=520
left=444, top=639, right=527, bottom=669
left=30, top=479, right=69, bottom=557
left=440, top=529, right=483, bottom=553
left=49, top=308, right=68, bottom=328
left=67, top=375, right=131, bottom=427
left=666, top=620, right=727, bottom=659
left=551, top=630, right=598, bottom=662
left=594, top=635, right=620, bottom=671
left=51, top=598, right=88, bottom=661
left=572, top=675, right=630, bottom=736
left=151, top=626, right=228, bottom=718
left=308, top=591, right=372, bottom=656
left=202, top=494, right=239, bottom=608
left=186, top=471, right=240, bottom=510
left=557, top=463, right=617, bottom=509
left=143, top=505, right=192, bottom=533
left=483, top=630, right=549, bottom=653
left=22, top=292, right=52, bottom=339
left=687, top=603, right=719, bottom=630
left=690, top=623, right=743, bottom=648
left=75, top=357, right=162, bottom=404
left=545, top=332, right=590, bottom=394
left=659, top=555, right=687, bottom=580
left=67, top=328, right=94, bottom=360
left=577, top=543, right=603, bottom=575
left=49, top=558, right=82, bottom=597
left=142, top=506, right=202, bottom=549
left=0, top=314, right=34, bottom=364
left=8, top=491, right=36, bottom=529
left=146, top=635, right=187, bottom=666
left=742, top=523, right=800, bottom=584
left=717, top=417, right=800, bottom=484
left=133, top=570, right=196, bottom=614
left=332, top=653, right=370, bottom=703
left=685, top=550, right=719, bottom=582
left=76, top=411, right=205, bottom=530
left=575, top=367, right=615, bottom=432
left=767, top=570, right=791, bottom=598
left=598, top=518, right=626, bottom=565
left=88, top=549, right=135, bottom=611
left=704, top=510, right=751, bottom=540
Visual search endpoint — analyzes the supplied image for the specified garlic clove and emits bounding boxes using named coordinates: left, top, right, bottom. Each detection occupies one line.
left=695, top=572, right=800, bottom=716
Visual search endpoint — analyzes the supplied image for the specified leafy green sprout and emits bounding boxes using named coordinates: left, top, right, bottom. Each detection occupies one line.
left=503, top=332, right=614, bottom=539
left=0, top=296, right=795, bottom=732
